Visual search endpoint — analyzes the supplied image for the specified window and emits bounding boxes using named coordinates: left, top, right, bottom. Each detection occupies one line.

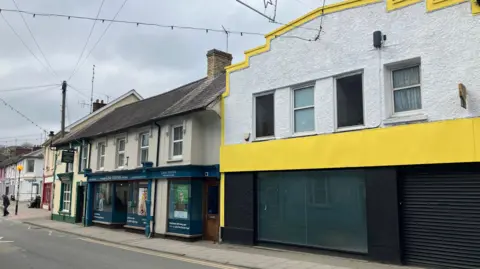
left=97, top=142, right=106, bottom=170
left=62, top=182, right=71, bottom=212
left=392, top=65, right=421, bottom=113
left=336, top=73, right=364, bottom=128
left=139, top=132, right=149, bottom=165
left=293, top=86, right=315, bottom=133
left=255, top=93, right=275, bottom=138
left=26, top=160, right=35, bottom=173
left=80, top=144, right=88, bottom=172
left=94, top=183, right=112, bottom=212
left=116, top=138, right=126, bottom=168
left=128, top=181, right=148, bottom=215
left=171, top=126, right=183, bottom=158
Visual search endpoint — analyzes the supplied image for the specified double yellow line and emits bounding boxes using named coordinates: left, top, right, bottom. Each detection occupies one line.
left=78, top=238, right=239, bottom=269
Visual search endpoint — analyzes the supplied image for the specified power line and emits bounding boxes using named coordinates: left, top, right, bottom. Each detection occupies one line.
left=0, top=12, right=58, bottom=81
left=0, top=96, right=49, bottom=133
left=0, top=7, right=318, bottom=39
left=69, top=83, right=111, bottom=101
left=67, top=0, right=106, bottom=81
left=10, top=0, right=58, bottom=78
left=72, top=0, right=129, bottom=81
left=0, top=133, right=43, bottom=139
left=0, top=84, right=60, bottom=93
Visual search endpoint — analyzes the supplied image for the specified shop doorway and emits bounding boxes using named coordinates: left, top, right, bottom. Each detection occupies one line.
left=76, top=186, right=85, bottom=223
left=204, top=180, right=220, bottom=242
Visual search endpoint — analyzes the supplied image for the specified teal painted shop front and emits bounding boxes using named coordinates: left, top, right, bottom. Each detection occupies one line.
left=84, top=163, right=219, bottom=238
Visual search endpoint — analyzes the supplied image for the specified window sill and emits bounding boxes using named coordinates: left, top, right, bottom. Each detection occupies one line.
left=253, top=136, right=275, bottom=142
left=58, top=210, right=70, bottom=215
left=167, top=158, right=183, bottom=163
left=383, top=113, right=428, bottom=125
left=292, top=131, right=316, bottom=138
left=336, top=125, right=365, bottom=133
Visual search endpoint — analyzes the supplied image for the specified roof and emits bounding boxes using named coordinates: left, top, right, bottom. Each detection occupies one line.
left=43, top=89, right=143, bottom=147
left=54, top=73, right=225, bottom=145
left=22, top=149, right=43, bottom=159
left=0, top=156, right=21, bottom=168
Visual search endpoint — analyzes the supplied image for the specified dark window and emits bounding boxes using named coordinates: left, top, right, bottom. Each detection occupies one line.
left=207, top=185, right=219, bottom=214
left=255, top=94, right=274, bottom=138
left=336, top=74, right=364, bottom=128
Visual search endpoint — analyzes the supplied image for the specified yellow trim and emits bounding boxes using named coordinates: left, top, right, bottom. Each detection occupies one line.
left=387, top=0, right=423, bottom=11
left=426, top=0, right=467, bottom=11
left=222, top=0, right=382, bottom=98
left=473, top=0, right=480, bottom=14
left=221, top=118, right=480, bottom=173
left=220, top=173, right=225, bottom=227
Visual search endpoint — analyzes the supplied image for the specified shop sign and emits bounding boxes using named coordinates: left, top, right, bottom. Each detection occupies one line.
left=93, top=211, right=113, bottom=223
left=127, top=214, right=147, bottom=227
left=61, top=150, right=75, bottom=164
left=168, top=220, right=190, bottom=233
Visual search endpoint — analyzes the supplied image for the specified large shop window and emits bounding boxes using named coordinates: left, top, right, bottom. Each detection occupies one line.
left=169, top=182, right=190, bottom=220
left=336, top=73, right=364, bottom=128
left=257, top=170, right=368, bottom=253
left=94, top=183, right=113, bottom=212
left=128, top=181, right=148, bottom=216
left=255, top=93, right=274, bottom=138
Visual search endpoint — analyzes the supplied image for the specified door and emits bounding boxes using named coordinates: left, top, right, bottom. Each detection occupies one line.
left=204, top=180, right=219, bottom=241
left=76, top=186, right=85, bottom=223
left=402, top=173, right=480, bottom=269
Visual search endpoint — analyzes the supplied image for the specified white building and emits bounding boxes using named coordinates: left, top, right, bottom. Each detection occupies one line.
left=220, top=1, right=480, bottom=268
left=53, top=49, right=230, bottom=241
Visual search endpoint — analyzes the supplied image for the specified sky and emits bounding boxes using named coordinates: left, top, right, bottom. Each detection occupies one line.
left=0, top=0, right=330, bottom=146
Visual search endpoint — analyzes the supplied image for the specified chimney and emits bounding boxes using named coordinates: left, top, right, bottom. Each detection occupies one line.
left=92, top=99, right=106, bottom=112
left=207, top=49, right=232, bottom=78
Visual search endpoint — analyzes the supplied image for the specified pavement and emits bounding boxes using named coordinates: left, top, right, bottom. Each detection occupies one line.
left=0, top=218, right=235, bottom=269
left=1, top=202, right=51, bottom=220
left=18, top=217, right=421, bottom=269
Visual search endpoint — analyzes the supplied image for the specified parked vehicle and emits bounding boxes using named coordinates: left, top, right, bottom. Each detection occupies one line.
left=27, top=195, right=41, bottom=208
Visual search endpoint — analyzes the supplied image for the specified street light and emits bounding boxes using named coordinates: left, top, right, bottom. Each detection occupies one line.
left=15, top=164, right=23, bottom=215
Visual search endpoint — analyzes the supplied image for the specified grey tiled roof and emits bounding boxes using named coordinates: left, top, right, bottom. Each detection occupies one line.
left=54, top=73, right=225, bottom=145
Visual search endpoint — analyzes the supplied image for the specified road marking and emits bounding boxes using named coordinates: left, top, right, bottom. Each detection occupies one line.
left=49, top=231, right=52, bottom=236
left=0, top=237, right=14, bottom=243
left=28, top=226, right=31, bottom=230
left=78, top=238, right=239, bottom=269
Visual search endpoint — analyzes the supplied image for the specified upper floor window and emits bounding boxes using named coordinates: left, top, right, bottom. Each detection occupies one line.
left=254, top=93, right=274, bottom=138
left=80, top=144, right=88, bottom=172
left=171, top=126, right=183, bottom=159
left=293, top=86, right=315, bottom=133
left=116, top=138, right=126, bottom=168
left=26, top=159, right=35, bottom=173
left=97, top=142, right=106, bottom=170
left=336, top=73, right=364, bottom=128
left=392, top=65, right=421, bottom=113
left=66, top=162, right=74, bottom=173
left=139, top=132, right=149, bottom=165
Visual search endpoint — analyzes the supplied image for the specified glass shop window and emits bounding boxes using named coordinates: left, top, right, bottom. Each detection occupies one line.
left=94, top=183, right=113, bottom=212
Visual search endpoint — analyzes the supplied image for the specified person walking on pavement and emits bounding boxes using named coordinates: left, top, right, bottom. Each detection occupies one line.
left=3, top=194, right=10, bottom=216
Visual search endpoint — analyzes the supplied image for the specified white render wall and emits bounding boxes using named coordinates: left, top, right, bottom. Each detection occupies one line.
left=225, top=2, right=480, bottom=145
left=154, top=179, right=168, bottom=235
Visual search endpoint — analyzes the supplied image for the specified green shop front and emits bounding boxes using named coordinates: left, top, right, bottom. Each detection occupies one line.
left=84, top=163, right=220, bottom=239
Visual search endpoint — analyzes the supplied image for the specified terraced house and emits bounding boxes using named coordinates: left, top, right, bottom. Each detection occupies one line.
left=53, top=49, right=229, bottom=241
left=220, top=1, right=480, bottom=269
left=43, top=91, right=142, bottom=217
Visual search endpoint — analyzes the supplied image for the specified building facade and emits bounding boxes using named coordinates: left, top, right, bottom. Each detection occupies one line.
left=53, top=49, right=229, bottom=241
left=220, top=1, right=480, bottom=269
left=44, top=91, right=142, bottom=218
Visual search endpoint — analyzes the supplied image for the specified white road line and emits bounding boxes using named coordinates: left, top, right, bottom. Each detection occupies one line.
left=78, top=238, right=239, bottom=269
left=49, top=231, right=52, bottom=236
left=0, top=241, right=14, bottom=243
left=28, top=226, right=31, bottom=230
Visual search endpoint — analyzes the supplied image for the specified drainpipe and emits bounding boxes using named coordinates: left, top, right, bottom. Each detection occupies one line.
left=84, top=140, right=92, bottom=226
left=50, top=151, right=58, bottom=218
left=152, top=121, right=161, bottom=237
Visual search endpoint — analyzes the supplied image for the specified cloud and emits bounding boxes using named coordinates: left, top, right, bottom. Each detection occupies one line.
left=0, top=0, right=324, bottom=145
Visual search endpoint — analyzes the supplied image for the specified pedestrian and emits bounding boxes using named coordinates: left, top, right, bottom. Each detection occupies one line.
left=3, top=194, right=10, bottom=216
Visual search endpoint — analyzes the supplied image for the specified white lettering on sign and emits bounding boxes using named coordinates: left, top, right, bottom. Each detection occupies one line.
left=169, top=222, right=190, bottom=230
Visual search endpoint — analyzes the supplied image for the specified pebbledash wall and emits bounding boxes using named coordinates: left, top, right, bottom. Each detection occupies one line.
left=220, top=0, right=480, bottom=267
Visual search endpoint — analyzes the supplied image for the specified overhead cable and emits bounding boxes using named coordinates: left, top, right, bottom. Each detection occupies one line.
left=0, top=83, right=60, bottom=93
left=0, top=12, right=58, bottom=81
left=0, top=96, right=50, bottom=133
left=10, top=0, right=58, bottom=78
left=67, top=0, right=107, bottom=81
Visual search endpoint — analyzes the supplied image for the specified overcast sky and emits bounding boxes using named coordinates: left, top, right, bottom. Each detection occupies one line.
left=0, top=0, right=332, bottom=146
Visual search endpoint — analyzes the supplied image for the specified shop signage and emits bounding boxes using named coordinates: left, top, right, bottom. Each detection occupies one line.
left=168, top=220, right=190, bottom=233
left=61, top=150, right=75, bottom=164
left=126, top=214, right=147, bottom=228
left=93, top=211, right=113, bottom=223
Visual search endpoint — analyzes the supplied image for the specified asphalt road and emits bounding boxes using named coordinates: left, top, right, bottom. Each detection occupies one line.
left=0, top=218, right=235, bottom=269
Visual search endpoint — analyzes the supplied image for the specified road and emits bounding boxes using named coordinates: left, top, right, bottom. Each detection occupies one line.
left=0, top=218, right=236, bottom=269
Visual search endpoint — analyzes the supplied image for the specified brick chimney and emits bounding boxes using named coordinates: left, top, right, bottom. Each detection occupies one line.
left=92, top=99, right=106, bottom=112
left=207, top=49, right=232, bottom=78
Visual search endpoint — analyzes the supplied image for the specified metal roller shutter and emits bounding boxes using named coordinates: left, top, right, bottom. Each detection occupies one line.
left=402, top=174, right=480, bottom=269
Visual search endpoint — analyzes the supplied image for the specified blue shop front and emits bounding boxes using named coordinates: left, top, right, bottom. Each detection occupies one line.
left=84, top=163, right=220, bottom=239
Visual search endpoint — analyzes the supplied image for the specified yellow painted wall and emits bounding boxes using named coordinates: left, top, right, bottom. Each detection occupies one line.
left=53, top=180, right=62, bottom=213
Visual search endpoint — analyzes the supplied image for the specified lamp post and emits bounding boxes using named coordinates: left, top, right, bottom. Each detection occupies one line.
left=15, top=164, right=23, bottom=215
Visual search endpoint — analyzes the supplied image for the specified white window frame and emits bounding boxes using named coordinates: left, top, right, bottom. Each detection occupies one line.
left=62, top=182, right=71, bottom=212
left=26, top=159, right=35, bottom=173
left=391, top=64, right=422, bottom=116
left=334, top=71, right=365, bottom=131
left=116, top=138, right=126, bottom=168
left=97, top=142, right=106, bottom=170
left=80, top=144, right=88, bottom=172
left=138, top=132, right=149, bottom=165
left=253, top=91, right=275, bottom=140
left=291, top=85, right=315, bottom=135
left=171, top=125, right=183, bottom=159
